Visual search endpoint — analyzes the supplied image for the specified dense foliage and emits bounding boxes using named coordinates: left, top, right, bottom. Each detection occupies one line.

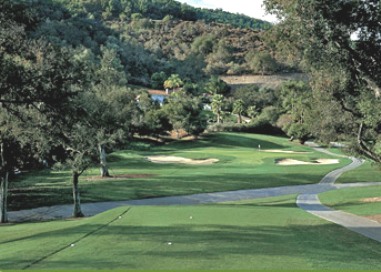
left=33, top=0, right=286, bottom=84
left=264, top=0, right=381, bottom=161
left=56, top=0, right=271, bottom=30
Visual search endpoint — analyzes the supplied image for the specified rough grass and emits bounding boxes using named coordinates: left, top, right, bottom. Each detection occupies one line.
left=2, top=196, right=381, bottom=270
left=335, top=160, right=381, bottom=184
left=9, top=132, right=350, bottom=211
left=319, top=185, right=381, bottom=216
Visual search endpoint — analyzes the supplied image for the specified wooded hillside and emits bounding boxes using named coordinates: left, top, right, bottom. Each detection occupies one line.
left=25, top=0, right=290, bottom=86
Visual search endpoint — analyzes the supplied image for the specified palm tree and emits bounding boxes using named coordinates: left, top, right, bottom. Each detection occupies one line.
left=163, top=74, right=183, bottom=93
left=247, top=105, right=258, bottom=120
left=204, top=76, right=230, bottom=95
left=211, top=94, right=224, bottom=123
left=233, top=99, right=245, bottom=124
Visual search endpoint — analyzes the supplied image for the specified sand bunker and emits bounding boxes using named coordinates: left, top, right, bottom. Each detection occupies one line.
left=147, top=156, right=219, bottom=165
left=276, top=158, right=340, bottom=165
left=361, top=197, right=381, bottom=203
left=263, top=149, right=310, bottom=154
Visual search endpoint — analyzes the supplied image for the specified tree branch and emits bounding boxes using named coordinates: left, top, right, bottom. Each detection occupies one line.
left=357, top=122, right=381, bottom=162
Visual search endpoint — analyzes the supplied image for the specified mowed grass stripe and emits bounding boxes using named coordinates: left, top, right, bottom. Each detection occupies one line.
left=3, top=197, right=381, bottom=270
left=23, top=207, right=132, bottom=270
left=0, top=208, right=130, bottom=269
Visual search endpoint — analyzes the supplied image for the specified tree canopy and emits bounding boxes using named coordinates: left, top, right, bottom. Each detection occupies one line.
left=264, top=0, right=381, bottom=161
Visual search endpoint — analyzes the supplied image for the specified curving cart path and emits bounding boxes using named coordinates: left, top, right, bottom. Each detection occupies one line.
left=8, top=144, right=381, bottom=243
left=297, top=145, right=381, bottom=243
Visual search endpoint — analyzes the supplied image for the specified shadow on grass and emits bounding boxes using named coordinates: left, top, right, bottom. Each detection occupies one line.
left=8, top=187, right=73, bottom=211
left=3, top=218, right=381, bottom=270
left=9, top=170, right=329, bottom=211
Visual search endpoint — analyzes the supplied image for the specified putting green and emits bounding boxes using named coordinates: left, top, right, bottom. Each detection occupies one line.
left=2, top=196, right=381, bottom=270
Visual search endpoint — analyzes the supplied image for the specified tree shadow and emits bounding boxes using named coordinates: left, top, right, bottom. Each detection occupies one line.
left=3, top=214, right=381, bottom=270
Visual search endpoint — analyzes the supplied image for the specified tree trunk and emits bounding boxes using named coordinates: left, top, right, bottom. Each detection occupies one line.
left=0, top=172, right=8, bottom=223
left=0, top=142, right=8, bottom=223
left=72, top=171, right=84, bottom=218
left=99, top=144, right=110, bottom=177
left=238, top=114, right=242, bottom=124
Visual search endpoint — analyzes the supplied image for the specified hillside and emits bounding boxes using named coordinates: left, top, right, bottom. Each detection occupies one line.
left=107, top=19, right=266, bottom=78
left=56, top=0, right=272, bottom=30
left=21, top=0, right=295, bottom=87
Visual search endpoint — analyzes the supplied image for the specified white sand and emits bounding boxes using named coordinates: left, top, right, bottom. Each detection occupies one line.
left=362, top=197, right=381, bottom=203
left=147, top=156, right=219, bottom=165
left=263, top=149, right=310, bottom=154
left=276, top=158, right=340, bottom=165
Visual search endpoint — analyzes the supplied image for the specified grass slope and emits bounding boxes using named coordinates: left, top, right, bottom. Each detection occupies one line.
left=335, top=160, right=381, bottom=184
left=320, top=185, right=381, bottom=216
left=2, top=196, right=381, bottom=270
left=319, top=156, right=381, bottom=216
left=10, top=132, right=350, bottom=211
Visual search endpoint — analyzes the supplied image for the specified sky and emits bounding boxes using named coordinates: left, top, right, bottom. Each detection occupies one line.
left=175, top=0, right=278, bottom=23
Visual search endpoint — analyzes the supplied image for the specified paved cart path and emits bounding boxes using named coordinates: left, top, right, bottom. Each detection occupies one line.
left=296, top=145, right=381, bottom=243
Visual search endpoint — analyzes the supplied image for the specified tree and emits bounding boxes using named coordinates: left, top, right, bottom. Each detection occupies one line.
left=162, top=90, right=207, bottom=138
left=233, top=85, right=277, bottom=113
left=205, top=39, right=233, bottom=75
left=98, top=46, right=128, bottom=87
left=204, top=76, right=230, bottom=96
left=191, top=35, right=214, bottom=56
left=0, top=1, right=89, bottom=222
left=247, top=105, right=258, bottom=120
left=277, top=81, right=312, bottom=143
left=163, top=74, right=183, bottom=91
left=151, top=71, right=167, bottom=89
left=265, top=0, right=381, bottom=158
left=84, top=85, right=137, bottom=178
left=92, top=45, right=137, bottom=177
left=134, top=91, right=171, bottom=138
left=211, top=94, right=224, bottom=124
left=233, top=99, right=245, bottom=124
left=245, top=50, right=278, bottom=76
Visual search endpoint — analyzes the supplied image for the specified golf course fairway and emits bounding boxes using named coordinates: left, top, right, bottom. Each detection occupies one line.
left=2, top=196, right=381, bottom=270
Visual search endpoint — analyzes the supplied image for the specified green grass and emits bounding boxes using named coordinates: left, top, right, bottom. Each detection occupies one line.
left=319, top=185, right=381, bottom=216
left=10, top=132, right=350, bottom=211
left=336, top=160, right=381, bottom=184
left=2, top=197, right=381, bottom=270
